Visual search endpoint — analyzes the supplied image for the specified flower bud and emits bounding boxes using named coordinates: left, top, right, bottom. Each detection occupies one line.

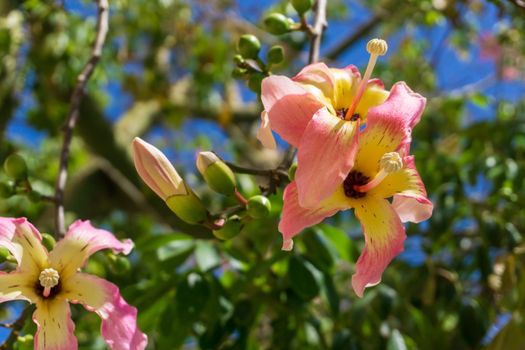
left=165, top=186, right=208, bottom=225
left=232, top=67, right=248, bottom=78
left=41, top=233, right=56, bottom=251
left=264, top=13, right=291, bottom=35
left=267, top=45, right=284, bottom=65
left=247, top=195, right=271, bottom=218
left=109, top=254, right=132, bottom=275
left=132, top=137, right=186, bottom=200
left=288, top=163, right=297, bottom=181
left=3, top=153, right=27, bottom=180
left=0, top=247, right=10, bottom=263
left=292, top=0, right=314, bottom=15
left=233, top=54, right=244, bottom=66
left=213, top=215, right=242, bottom=240
left=0, top=182, right=12, bottom=198
left=196, top=152, right=237, bottom=196
left=237, top=34, right=261, bottom=59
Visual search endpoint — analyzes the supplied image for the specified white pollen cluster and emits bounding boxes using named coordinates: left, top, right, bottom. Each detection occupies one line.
left=380, top=152, right=403, bottom=173
left=366, top=38, right=388, bottom=56
left=39, top=268, right=60, bottom=289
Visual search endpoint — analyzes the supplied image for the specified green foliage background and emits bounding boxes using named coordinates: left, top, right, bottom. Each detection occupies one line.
left=1, top=0, right=525, bottom=349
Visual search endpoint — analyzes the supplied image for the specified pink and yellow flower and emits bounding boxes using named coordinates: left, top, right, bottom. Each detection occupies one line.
left=278, top=82, right=433, bottom=297
left=0, top=217, right=147, bottom=350
left=259, top=39, right=390, bottom=208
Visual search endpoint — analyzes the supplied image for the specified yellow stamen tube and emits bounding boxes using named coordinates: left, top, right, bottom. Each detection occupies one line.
left=345, top=38, right=388, bottom=120
left=39, top=268, right=60, bottom=298
left=354, top=152, right=402, bottom=193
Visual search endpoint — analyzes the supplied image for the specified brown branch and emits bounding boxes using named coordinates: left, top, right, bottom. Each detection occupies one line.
left=308, top=0, right=328, bottom=64
left=0, top=306, right=34, bottom=350
left=54, top=0, right=109, bottom=237
left=324, top=12, right=382, bottom=60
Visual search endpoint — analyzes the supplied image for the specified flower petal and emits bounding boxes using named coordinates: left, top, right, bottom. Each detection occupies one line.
left=369, top=156, right=433, bottom=223
left=62, top=273, right=147, bottom=350
left=352, top=196, right=406, bottom=297
left=33, top=299, right=77, bottom=350
left=279, top=182, right=347, bottom=250
left=354, top=82, right=426, bottom=176
left=391, top=195, right=433, bottom=223
left=0, top=217, right=48, bottom=275
left=261, top=75, right=324, bottom=146
left=295, top=108, right=359, bottom=208
left=256, top=111, right=277, bottom=149
left=49, top=220, right=133, bottom=280
left=0, top=271, right=37, bottom=304
left=355, top=79, right=389, bottom=121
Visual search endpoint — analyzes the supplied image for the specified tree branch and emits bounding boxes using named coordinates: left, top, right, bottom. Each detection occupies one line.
left=0, top=306, right=34, bottom=350
left=324, top=13, right=382, bottom=60
left=308, top=0, right=328, bottom=64
left=54, top=0, right=109, bottom=237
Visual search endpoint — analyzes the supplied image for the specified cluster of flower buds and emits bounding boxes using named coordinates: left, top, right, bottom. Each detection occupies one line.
left=132, top=138, right=272, bottom=240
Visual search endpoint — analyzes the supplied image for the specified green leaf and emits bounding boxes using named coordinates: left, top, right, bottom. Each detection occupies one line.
left=288, top=255, right=320, bottom=300
left=156, top=237, right=195, bottom=262
left=387, top=329, right=407, bottom=350
left=303, top=229, right=336, bottom=272
left=318, top=224, right=354, bottom=262
left=175, top=272, right=210, bottom=321
left=195, top=240, right=221, bottom=271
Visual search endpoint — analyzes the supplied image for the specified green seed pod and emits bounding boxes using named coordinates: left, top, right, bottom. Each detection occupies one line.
left=248, top=73, right=264, bottom=94
left=292, top=0, right=314, bottom=15
left=233, top=54, right=244, bottom=65
left=196, top=152, right=237, bottom=196
left=112, top=256, right=132, bottom=274
left=0, top=247, right=10, bottom=263
left=3, top=154, right=28, bottom=180
left=232, top=67, right=248, bottom=79
left=247, top=195, right=271, bottom=218
left=237, top=34, right=261, bottom=59
left=41, top=233, right=57, bottom=251
left=165, top=186, right=208, bottom=225
left=0, top=182, right=12, bottom=198
left=264, top=13, right=291, bottom=35
left=267, top=45, right=284, bottom=65
left=213, top=215, right=242, bottom=240
left=288, top=164, right=297, bottom=181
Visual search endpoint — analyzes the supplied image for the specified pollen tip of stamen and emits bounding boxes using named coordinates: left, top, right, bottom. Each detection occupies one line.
left=366, top=38, right=388, bottom=56
left=380, top=152, right=403, bottom=173
left=39, top=268, right=60, bottom=288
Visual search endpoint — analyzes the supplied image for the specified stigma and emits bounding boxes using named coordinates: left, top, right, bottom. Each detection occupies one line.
left=345, top=38, right=388, bottom=121
left=39, top=268, right=60, bottom=298
left=354, top=152, right=402, bottom=193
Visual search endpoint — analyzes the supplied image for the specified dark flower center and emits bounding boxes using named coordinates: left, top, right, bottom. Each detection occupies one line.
left=335, top=108, right=360, bottom=121
left=35, top=280, right=62, bottom=299
left=336, top=108, right=348, bottom=119
left=343, top=171, right=369, bottom=198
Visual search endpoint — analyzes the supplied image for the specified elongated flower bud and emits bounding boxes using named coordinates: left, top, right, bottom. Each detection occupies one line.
left=132, top=137, right=186, bottom=200
left=133, top=138, right=208, bottom=224
left=196, top=152, right=237, bottom=196
left=165, top=185, right=208, bottom=224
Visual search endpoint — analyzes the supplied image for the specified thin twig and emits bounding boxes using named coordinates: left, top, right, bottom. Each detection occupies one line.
left=54, top=0, right=109, bottom=238
left=308, top=0, right=328, bottom=64
left=324, top=12, right=382, bottom=60
left=225, top=162, right=278, bottom=176
left=0, top=306, right=34, bottom=350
